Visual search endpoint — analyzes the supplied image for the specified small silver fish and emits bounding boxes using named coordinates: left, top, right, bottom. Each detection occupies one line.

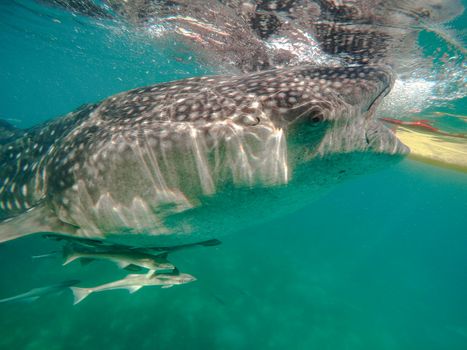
left=70, top=273, right=196, bottom=305
left=63, top=243, right=175, bottom=273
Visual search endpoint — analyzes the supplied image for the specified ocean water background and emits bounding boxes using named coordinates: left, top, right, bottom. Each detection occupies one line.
left=0, top=1, right=466, bottom=349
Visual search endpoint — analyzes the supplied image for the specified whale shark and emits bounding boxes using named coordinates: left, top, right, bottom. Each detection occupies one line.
left=0, top=64, right=408, bottom=246
left=9, top=0, right=464, bottom=247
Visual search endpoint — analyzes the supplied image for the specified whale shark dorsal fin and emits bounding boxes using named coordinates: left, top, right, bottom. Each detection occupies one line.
left=0, top=204, right=77, bottom=244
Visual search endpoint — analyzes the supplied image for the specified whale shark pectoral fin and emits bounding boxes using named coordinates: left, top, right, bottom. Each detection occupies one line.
left=0, top=204, right=78, bottom=243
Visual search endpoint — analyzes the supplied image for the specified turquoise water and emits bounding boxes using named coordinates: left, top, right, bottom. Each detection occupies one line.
left=0, top=1, right=466, bottom=349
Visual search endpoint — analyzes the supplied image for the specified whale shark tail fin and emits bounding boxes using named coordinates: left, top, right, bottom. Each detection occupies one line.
left=0, top=119, right=24, bottom=145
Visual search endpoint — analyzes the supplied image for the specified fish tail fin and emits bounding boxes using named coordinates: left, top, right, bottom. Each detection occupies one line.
left=70, top=287, right=92, bottom=305
left=62, top=244, right=79, bottom=266
left=63, top=254, right=80, bottom=266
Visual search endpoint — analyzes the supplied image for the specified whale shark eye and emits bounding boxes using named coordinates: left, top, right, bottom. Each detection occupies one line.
left=307, top=112, right=324, bottom=125
left=309, top=115, right=323, bottom=124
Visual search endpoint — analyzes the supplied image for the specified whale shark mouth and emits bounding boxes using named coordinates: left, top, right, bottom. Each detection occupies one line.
left=310, top=108, right=410, bottom=158
left=365, top=120, right=410, bottom=155
left=359, top=69, right=410, bottom=155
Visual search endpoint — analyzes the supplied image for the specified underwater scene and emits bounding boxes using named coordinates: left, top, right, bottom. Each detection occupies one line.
left=0, top=0, right=466, bottom=349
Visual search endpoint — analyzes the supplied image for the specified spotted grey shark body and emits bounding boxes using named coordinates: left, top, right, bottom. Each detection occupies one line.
left=0, top=64, right=408, bottom=245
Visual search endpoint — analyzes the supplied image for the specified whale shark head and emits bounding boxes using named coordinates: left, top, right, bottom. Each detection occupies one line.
left=238, top=65, right=409, bottom=162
